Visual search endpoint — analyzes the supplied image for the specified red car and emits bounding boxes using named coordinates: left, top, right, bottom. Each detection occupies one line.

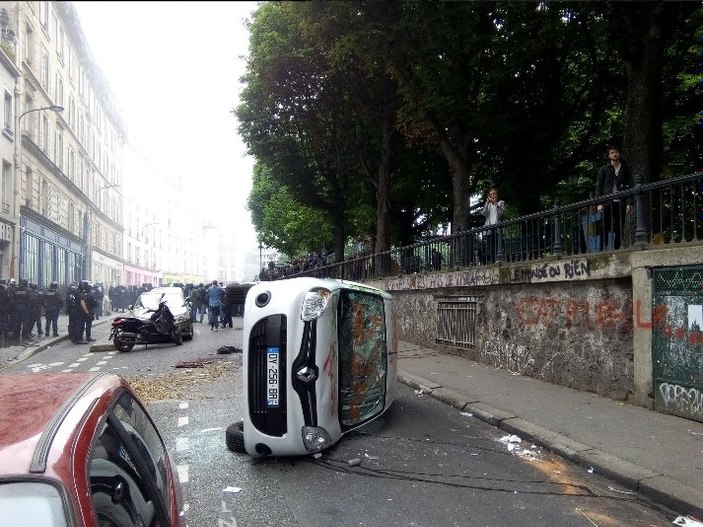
left=0, top=372, right=183, bottom=526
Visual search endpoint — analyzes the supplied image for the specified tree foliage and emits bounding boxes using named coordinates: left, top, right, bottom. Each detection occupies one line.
left=237, top=1, right=703, bottom=258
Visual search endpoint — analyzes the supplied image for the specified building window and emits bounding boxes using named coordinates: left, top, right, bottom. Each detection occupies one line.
left=56, top=25, right=65, bottom=62
left=41, top=178, right=48, bottom=216
left=69, top=97, right=75, bottom=128
left=56, top=77, right=64, bottom=107
left=68, top=147, right=75, bottom=182
left=68, top=202, right=74, bottom=233
left=41, top=49, right=49, bottom=89
left=55, top=125, right=64, bottom=170
left=39, top=2, right=49, bottom=31
left=1, top=161, right=9, bottom=213
left=40, top=114, right=48, bottom=153
left=25, top=235, right=39, bottom=283
left=3, top=90, right=12, bottom=135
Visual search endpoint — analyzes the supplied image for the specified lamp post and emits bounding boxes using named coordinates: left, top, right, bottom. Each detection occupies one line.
left=258, top=242, right=263, bottom=275
left=11, top=104, right=64, bottom=279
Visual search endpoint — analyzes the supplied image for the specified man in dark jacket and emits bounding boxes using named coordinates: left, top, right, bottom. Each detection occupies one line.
left=44, top=282, right=64, bottom=337
left=595, top=144, right=631, bottom=251
left=28, top=282, right=43, bottom=337
left=0, top=279, right=8, bottom=345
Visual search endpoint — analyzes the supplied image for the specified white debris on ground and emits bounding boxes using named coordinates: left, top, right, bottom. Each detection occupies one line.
left=498, top=434, right=541, bottom=461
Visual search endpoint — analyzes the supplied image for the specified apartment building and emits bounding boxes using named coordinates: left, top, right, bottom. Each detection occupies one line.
left=0, top=7, right=19, bottom=280
left=0, top=1, right=124, bottom=287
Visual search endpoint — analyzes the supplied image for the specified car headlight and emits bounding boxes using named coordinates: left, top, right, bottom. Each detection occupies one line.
left=301, top=288, right=331, bottom=321
left=301, top=426, right=333, bottom=453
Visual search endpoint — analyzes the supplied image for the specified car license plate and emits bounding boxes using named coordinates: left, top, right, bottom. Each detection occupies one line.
left=267, top=347, right=279, bottom=407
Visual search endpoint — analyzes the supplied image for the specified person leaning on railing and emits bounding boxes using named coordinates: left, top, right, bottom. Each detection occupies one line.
left=595, top=144, right=631, bottom=250
left=481, top=187, right=505, bottom=264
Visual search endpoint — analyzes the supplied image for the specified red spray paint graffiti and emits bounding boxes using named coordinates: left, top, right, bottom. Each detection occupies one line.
left=515, top=296, right=631, bottom=330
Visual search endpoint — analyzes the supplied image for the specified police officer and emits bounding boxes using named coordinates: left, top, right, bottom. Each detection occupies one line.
left=0, top=279, right=8, bottom=346
left=84, top=281, right=98, bottom=341
left=44, top=282, right=63, bottom=337
left=4, top=279, right=17, bottom=343
left=66, top=282, right=84, bottom=344
left=28, top=282, right=44, bottom=337
left=13, top=278, right=32, bottom=341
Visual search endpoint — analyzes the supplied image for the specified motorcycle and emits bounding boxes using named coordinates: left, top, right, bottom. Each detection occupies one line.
left=109, top=294, right=183, bottom=352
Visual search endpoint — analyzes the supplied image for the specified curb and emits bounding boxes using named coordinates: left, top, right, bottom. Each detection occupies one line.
left=397, top=370, right=703, bottom=518
left=11, top=318, right=113, bottom=364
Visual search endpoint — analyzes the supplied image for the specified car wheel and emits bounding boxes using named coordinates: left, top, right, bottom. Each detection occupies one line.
left=226, top=421, right=246, bottom=453
left=172, top=329, right=183, bottom=346
left=184, top=323, right=193, bottom=341
left=113, top=334, right=134, bottom=352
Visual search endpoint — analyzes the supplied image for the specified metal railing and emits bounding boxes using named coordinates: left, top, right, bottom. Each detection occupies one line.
left=282, top=171, right=703, bottom=281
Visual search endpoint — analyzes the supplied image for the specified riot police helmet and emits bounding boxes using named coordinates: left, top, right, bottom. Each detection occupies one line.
left=50, top=281, right=59, bottom=290
left=19, top=278, right=28, bottom=287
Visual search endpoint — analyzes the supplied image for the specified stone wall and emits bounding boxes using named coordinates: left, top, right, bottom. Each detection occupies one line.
left=368, top=254, right=635, bottom=401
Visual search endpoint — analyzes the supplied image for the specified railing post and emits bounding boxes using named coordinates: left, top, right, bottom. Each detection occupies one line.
left=496, top=224, right=505, bottom=263
left=553, top=198, right=563, bottom=258
left=633, top=174, right=648, bottom=248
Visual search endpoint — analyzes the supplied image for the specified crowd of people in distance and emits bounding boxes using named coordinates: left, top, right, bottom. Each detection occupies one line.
left=107, top=284, right=153, bottom=312
left=183, top=281, right=251, bottom=331
left=259, top=250, right=331, bottom=281
left=0, top=279, right=257, bottom=348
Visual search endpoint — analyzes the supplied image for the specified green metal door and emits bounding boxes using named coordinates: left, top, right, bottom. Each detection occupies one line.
left=652, top=266, right=703, bottom=422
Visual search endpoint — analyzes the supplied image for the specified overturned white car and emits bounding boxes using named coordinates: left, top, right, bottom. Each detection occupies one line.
left=226, top=277, right=397, bottom=457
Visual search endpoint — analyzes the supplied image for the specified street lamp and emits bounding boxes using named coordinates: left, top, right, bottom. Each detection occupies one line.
left=11, top=104, right=64, bottom=278
left=258, top=242, right=263, bottom=274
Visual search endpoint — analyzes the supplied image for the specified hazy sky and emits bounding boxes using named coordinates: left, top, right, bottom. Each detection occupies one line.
left=72, top=1, right=258, bottom=245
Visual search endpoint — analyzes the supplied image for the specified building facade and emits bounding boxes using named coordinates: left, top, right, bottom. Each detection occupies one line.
left=0, top=9, right=19, bottom=280
left=0, top=0, right=124, bottom=287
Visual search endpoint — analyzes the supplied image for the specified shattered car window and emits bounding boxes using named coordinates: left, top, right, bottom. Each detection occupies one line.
left=338, top=290, right=388, bottom=428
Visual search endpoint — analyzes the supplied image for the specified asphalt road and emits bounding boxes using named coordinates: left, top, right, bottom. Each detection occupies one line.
left=4, top=319, right=679, bottom=526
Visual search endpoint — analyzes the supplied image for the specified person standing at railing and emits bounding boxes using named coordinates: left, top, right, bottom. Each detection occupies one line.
left=595, top=144, right=631, bottom=250
left=481, top=187, right=505, bottom=264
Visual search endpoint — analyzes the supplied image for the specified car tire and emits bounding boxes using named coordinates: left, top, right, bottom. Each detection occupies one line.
left=172, top=329, right=183, bottom=346
left=226, top=421, right=246, bottom=453
left=113, top=334, right=134, bottom=352
left=184, top=323, right=194, bottom=341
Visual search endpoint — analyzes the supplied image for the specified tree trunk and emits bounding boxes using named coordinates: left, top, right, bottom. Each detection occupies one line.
left=607, top=1, right=670, bottom=183
left=437, top=136, right=470, bottom=234
left=374, top=115, right=394, bottom=255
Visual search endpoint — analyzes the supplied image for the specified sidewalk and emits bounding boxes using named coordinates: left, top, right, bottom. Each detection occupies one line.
left=396, top=340, right=703, bottom=518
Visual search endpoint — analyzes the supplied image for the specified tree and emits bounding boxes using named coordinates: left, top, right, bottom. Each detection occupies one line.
left=605, top=1, right=702, bottom=182
left=238, top=2, right=368, bottom=260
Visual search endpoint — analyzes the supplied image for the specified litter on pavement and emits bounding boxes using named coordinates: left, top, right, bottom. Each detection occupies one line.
left=217, top=345, right=242, bottom=354
left=223, top=486, right=242, bottom=494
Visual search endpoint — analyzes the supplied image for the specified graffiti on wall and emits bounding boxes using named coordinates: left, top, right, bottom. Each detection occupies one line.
left=658, top=382, right=703, bottom=420
left=385, top=267, right=498, bottom=291
left=482, top=339, right=535, bottom=372
left=509, top=259, right=590, bottom=283
left=514, top=296, right=631, bottom=330
left=636, top=299, right=703, bottom=344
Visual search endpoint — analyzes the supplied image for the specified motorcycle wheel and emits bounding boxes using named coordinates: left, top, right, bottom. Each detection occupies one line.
left=113, top=334, right=135, bottom=352
left=172, top=329, right=183, bottom=346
